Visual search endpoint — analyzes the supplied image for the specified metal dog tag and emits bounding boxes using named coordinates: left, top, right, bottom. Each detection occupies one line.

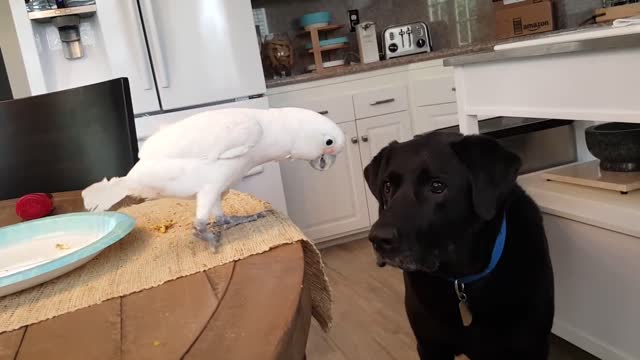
left=458, top=300, right=473, bottom=327
left=454, top=280, right=473, bottom=327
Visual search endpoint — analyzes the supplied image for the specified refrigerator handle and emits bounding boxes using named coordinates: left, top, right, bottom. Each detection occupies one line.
left=140, top=0, right=170, bottom=88
left=125, top=0, right=153, bottom=90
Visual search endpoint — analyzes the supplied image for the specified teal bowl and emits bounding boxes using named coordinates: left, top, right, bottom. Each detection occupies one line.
left=305, top=36, right=349, bottom=49
left=300, top=11, right=332, bottom=29
left=0, top=212, right=135, bottom=297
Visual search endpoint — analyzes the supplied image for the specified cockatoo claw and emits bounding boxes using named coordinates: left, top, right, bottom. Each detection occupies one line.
left=215, top=210, right=272, bottom=230
left=193, top=220, right=222, bottom=252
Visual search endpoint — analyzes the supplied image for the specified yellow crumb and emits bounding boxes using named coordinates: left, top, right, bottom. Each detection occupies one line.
left=150, top=220, right=176, bottom=234
left=55, top=243, right=70, bottom=250
left=153, top=340, right=161, bottom=346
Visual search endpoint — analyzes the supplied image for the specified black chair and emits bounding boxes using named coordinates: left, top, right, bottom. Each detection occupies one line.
left=0, top=78, right=139, bottom=200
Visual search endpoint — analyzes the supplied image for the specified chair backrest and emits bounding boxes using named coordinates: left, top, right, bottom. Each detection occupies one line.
left=0, top=78, right=139, bottom=200
left=0, top=48, right=12, bottom=102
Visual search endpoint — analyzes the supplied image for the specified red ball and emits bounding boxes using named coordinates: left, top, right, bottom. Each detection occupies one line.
left=15, top=193, right=54, bottom=221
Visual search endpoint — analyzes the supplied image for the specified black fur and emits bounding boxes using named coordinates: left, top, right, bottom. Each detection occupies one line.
left=363, top=131, right=554, bottom=360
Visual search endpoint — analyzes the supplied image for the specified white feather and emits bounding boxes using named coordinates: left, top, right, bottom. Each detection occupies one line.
left=80, top=107, right=346, bottom=219
left=81, top=177, right=129, bottom=212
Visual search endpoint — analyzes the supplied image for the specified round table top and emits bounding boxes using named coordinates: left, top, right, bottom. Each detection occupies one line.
left=0, top=192, right=311, bottom=360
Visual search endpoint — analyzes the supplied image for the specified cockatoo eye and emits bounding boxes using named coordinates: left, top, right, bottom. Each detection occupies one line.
left=324, top=136, right=335, bottom=147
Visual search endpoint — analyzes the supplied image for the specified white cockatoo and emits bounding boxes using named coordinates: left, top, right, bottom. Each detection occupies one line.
left=81, top=107, right=345, bottom=250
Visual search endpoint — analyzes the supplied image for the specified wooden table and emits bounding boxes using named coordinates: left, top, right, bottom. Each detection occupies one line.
left=0, top=192, right=312, bottom=360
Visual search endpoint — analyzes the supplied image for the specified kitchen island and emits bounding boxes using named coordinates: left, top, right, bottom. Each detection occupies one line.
left=445, top=23, right=640, bottom=360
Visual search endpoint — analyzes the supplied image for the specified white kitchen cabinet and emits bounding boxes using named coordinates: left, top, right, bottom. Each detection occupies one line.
left=268, top=94, right=355, bottom=124
left=356, top=111, right=413, bottom=223
left=352, top=85, right=409, bottom=119
left=279, top=122, right=370, bottom=241
left=410, top=74, right=456, bottom=107
left=413, top=102, right=458, bottom=134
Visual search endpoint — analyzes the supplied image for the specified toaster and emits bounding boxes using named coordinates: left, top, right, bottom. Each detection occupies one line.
left=382, top=21, right=432, bottom=60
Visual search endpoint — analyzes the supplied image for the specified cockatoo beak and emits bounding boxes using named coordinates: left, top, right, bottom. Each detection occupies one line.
left=309, top=154, right=336, bottom=171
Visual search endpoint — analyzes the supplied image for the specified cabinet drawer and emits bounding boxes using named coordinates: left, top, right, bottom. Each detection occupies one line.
left=269, top=94, right=355, bottom=124
left=411, top=75, right=456, bottom=107
left=352, top=85, right=408, bottom=119
left=413, top=103, right=458, bottom=135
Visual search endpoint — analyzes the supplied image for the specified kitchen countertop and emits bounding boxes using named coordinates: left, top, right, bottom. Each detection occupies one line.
left=445, top=23, right=640, bottom=66
left=265, top=41, right=495, bottom=88
left=265, top=23, right=611, bottom=89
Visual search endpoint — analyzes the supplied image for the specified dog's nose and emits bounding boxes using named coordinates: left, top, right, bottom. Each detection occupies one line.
left=369, top=225, right=398, bottom=252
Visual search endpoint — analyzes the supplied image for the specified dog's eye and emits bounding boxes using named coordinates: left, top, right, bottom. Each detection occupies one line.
left=430, top=180, right=447, bottom=194
left=383, top=181, right=392, bottom=194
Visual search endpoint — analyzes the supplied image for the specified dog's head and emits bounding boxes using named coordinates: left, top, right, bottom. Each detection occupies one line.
left=364, top=131, right=521, bottom=275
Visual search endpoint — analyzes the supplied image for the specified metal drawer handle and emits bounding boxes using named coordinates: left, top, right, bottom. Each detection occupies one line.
left=369, top=98, right=395, bottom=106
left=351, top=136, right=359, bottom=144
left=318, top=110, right=329, bottom=115
left=361, top=135, right=369, bottom=142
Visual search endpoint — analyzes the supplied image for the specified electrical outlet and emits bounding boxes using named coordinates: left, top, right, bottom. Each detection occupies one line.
left=348, top=9, right=360, bottom=32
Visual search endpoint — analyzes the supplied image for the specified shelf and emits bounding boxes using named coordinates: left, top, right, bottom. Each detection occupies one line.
left=307, top=44, right=349, bottom=54
left=518, top=163, right=640, bottom=238
left=298, top=24, right=345, bottom=36
left=28, top=4, right=96, bottom=21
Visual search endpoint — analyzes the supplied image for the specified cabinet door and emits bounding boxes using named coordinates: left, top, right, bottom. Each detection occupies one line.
left=269, top=94, right=355, bottom=124
left=138, top=0, right=266, bottom=111
left=413, top=102, right=458, bottom=135
left=410, top=74, right=456, bottom=107
left=97, top=0, right=161, bottom=114
left=279, top=122, right=370, bottom=242
left=356, top=111, right=412, bottom=223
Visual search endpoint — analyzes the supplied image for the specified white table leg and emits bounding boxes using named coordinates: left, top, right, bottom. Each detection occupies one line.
left=453, top=67, right=480, bottom=135
left=458, top=113, right=479, bottom=135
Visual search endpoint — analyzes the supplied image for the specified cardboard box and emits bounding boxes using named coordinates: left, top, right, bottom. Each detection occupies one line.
left=495, top=0, right=555, bottom=40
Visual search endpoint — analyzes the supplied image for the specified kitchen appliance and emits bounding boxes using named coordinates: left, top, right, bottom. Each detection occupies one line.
left=26, top=1, right=96, bottom=60
left=356, top=22, right=380, bottom=64
left=382, top=21, right=432, bottom=60
left=4, top=0, right=266, bottom=114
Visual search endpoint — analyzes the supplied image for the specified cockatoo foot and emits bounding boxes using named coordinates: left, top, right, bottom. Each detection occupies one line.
left=192, top=220, right=222, bottom=251
left=215, top=211, right=271, bottom=230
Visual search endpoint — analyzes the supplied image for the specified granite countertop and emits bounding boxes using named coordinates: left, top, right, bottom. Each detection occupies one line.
left=265, top=41, right=496, bottom=89
left=266, top=23, right=611, bottom=89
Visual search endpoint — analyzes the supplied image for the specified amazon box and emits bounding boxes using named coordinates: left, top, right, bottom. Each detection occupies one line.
left=495, top=0, right=554, bottom=40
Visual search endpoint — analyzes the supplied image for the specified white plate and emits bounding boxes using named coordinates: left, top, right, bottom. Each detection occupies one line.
left=306, top=59, right=345, bottom=71
left=0, top=212, right=135, bottom=297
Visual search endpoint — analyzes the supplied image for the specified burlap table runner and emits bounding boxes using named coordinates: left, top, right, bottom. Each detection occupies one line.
left=0, top=190, right=332, bottom=334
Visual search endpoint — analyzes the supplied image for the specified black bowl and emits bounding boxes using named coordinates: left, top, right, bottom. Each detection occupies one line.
left=585, top=122, right=640, bottom=172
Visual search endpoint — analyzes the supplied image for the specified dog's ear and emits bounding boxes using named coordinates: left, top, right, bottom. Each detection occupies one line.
left=451, top=135, right=522, bottom=220
left=364, top=141, right=397, bottom=202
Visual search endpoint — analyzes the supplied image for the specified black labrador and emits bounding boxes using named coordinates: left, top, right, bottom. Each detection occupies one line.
left=363, top=131, right=554, bottom=360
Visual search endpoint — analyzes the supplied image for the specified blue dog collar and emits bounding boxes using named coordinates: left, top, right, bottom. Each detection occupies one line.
left=450, top=215, right=507, bottom=286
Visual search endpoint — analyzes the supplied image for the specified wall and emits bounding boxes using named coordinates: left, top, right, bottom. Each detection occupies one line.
left=251, top=0, right=604, bottom=77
